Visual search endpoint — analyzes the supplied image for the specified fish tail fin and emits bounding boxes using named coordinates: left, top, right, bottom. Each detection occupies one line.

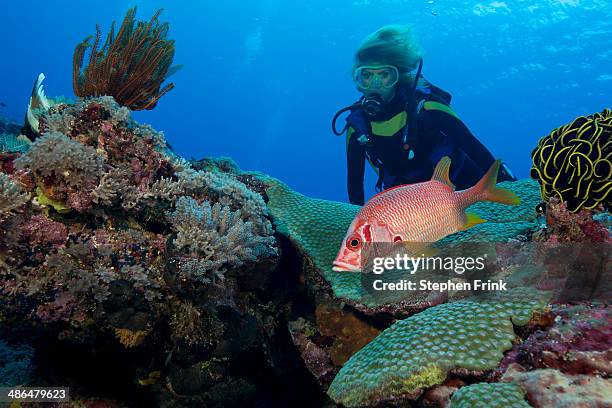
left=471, top=160, right=521, bottom=205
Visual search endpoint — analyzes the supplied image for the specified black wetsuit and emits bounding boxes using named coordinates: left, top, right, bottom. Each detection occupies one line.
left=345, top=84, right=516, bottom=205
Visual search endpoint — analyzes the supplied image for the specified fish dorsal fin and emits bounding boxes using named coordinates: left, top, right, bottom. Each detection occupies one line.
left=370, top=184, right=407, bottom=200
left=431, top=156, right=455, bottom=190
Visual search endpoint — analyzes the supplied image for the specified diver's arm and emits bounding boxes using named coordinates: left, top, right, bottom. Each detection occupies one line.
left=346, top=127, right=366, bottom=205
left=429, top=109, right=496, bottom=170
left=422, top=108, right=508, bottom=187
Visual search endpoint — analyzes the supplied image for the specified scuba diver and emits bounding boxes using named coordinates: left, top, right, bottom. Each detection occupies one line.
left=332, top=25, right=516, bottom=205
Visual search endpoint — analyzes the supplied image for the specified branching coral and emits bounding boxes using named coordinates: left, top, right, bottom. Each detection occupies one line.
left=167, top=196, right=276, bottom=283
left=73, top=7, right=180, bottom=110
left=530, top=108, right=612, bottom=212
left=0, top=173, right=30, bottom=217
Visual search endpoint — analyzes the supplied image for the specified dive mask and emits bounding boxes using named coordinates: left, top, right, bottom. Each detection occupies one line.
left=353, top=65, right=399, bottom=90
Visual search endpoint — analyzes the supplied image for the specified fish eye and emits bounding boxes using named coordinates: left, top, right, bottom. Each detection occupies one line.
left=348, top=237, right=360, bottom=248
left=535, top=203, right=546, bottom=214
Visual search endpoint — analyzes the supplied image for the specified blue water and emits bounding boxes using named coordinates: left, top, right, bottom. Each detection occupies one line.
left=1, top=0, right=610, bottom=202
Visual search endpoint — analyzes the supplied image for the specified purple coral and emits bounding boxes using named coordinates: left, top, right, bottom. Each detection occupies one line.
left=20, top=215, right=68, bottom=246
left=536, top=197, right=611, bottom=243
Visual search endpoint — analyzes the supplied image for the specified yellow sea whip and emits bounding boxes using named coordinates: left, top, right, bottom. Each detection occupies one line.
left=530, top=109, right=611, bottom=212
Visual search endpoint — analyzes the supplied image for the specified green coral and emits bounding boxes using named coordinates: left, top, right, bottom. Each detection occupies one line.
left=327, top=288, right=548, bottom=407
left=261, top=175, right=363, bottom=300
left=0, top=133, right=31, bottom=153
left=440, top=179, right=542, bottom=243
left=261, top=175, right=542, bottom=303
left=450, top=382, right=531, bottom=408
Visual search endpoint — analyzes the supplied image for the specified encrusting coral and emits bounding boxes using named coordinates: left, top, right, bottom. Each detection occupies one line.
left=450, top=382, right=530, bottom=408
left=530, top=108, right=611, bottom=212
left=326, top=288, right=549, bottom=407
left=534, top=197, right=611, bottom=243
left=73, top=7, right=180, bottom=110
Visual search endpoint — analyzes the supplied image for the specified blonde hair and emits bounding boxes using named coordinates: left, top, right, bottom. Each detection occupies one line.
left=353, top=25, right=423, bottom=86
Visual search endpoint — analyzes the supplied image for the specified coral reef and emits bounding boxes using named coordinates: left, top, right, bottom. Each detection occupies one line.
left=530, top=108, right=611, bottom=212
left=0, top=96, right=320, bottom=406
left=73, top=7, right=180, bottom=110
left=326, top=288, right=549, bottom=407
left=1, top=92, right=608, bottom=407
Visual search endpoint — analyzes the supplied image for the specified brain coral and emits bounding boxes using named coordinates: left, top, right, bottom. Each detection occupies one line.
left=530, top=108, right=611, bottom=212
left=260, top=175, right=542, bottom=304
left=326, top=288, right=549, bottom=407
left=450, top=382, right=530, bottom=408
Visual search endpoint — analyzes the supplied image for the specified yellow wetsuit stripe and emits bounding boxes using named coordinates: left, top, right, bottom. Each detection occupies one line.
left=423, top=101, right=460, bottom=120
left=371, top=111, right=407, bottom=137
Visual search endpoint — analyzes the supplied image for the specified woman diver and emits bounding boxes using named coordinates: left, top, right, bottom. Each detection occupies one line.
left=332, top=25, right=516, bottom=205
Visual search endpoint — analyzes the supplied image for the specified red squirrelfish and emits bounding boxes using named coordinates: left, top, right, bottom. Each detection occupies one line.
left=332, top=157, right=520, bottom=272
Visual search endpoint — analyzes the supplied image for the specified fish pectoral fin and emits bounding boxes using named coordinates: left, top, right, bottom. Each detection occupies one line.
left=460, top=212, right=487, bottom=231
left=430, top=156, right=456, bottom=190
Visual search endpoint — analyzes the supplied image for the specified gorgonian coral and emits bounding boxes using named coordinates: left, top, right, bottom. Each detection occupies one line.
left=530, top=108, right=612, bottom=212
left=73, top=7, right=180, bottom=110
